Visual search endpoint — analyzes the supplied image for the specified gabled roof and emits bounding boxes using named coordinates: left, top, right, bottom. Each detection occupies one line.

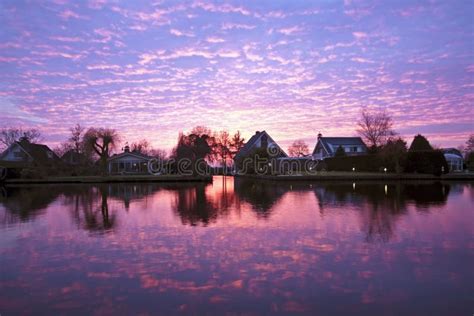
left=234, top=131, right=288, bottom=160
left=313, top=137, right=367, bottom=155
left=0, top=139, right=59, bottom=163
left=234, top=131, right=262, bottom=161
left=108, top=150, right=152, bottom=162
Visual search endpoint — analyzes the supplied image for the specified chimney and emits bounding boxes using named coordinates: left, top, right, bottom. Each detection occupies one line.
left=124, top=143, right=130, bottom=153
left=317, top=132, right=322, bottom=139
left=255, top=131, right=260, bottom=135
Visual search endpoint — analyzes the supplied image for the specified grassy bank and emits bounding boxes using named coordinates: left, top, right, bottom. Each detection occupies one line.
left=236, top=172, right=474, bottom=181
left=3, top=174, right=212, bottom=184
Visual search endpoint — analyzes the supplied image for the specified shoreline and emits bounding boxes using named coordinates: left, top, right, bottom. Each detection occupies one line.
left=234, top=172, right=474, bottom=181
left=2, top=172, right=473, bottom=184
left=2, top=174, right=212, bottom=184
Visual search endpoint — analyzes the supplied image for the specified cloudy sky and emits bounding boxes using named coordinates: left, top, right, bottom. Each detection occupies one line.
left=0, top=0, right=473, bottom=152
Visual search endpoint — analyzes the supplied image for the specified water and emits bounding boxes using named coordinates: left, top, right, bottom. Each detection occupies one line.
left=0, top=176, right=473, bottom=315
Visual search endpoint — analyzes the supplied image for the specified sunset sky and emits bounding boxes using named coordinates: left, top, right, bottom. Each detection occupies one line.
left=0, top=0, right=473, bottom=152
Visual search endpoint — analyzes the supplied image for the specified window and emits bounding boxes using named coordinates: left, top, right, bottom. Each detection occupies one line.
left=352, top=146, right=358, bottom=152
left=47, top=151, right=53, bottom=159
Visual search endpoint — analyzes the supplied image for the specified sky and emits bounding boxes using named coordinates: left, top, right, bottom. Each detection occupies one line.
left=0, top=0, right=473, bottom=153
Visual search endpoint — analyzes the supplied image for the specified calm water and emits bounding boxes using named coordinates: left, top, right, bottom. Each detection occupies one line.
left=0, top=177, right=473, bottom=315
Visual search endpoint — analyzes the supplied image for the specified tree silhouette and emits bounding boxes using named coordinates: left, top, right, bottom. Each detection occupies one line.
left=409, top=134, right=433, bottom=152
left=334, top=145, right=346, bottom=157
left=288, top=139, right=309, bottom=157
left=83, top=128, right=120, bottom=173
left=0, top=128, right=42, bottom=150
left=357, top=108, right=395, bottom=148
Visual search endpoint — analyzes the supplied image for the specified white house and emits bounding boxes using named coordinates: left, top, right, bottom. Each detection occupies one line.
left=107, top=145, right=152, bottom=174
left=312, top=133, right=368, bottom=160
left=442, top=148, right=464, bottom=172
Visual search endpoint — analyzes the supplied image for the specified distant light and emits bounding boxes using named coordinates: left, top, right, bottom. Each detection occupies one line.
left=352, top=167, right=355, bottom=172
left=384, top=167, right=387, bottom=173
left=384, top=184, right=388, bottom=195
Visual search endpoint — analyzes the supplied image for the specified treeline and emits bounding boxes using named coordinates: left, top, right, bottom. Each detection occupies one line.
left=0, top=124, right=246, bottom=177
left=323, top=134, right=449, bottom=175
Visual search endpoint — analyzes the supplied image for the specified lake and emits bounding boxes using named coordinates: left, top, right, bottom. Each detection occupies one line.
left=0, top=176, right=473, bottom=315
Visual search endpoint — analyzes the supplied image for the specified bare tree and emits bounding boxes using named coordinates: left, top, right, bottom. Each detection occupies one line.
left=69, top=124, right=85, bottom=153
left=130, top=139, right=151, bottom=154
left=83, top=128, right=120, bottom=173
left=0, top=128, right=42, bottom=150
left=191, top=126, right=212, bottom=137
left=214, top=130, right=232, bottom=168
left=53, top=142, right=72, bottom=157
left=230, top=131, right=245, bottom=155
left=288, top=140, right=309, bottom=157
left=149, top=148, right=168, bottom=161
left=465, top=134, right=474, bottom=153
left=356, top=109, right=396, bottom=148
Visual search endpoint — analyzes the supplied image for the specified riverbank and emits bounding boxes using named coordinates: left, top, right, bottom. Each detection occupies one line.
left=3, top=174, right=212, bottom=184
left=236, top=172, right=474, bottom=181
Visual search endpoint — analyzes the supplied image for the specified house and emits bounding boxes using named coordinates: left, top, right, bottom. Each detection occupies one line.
left=107, top=145, right=152, bottom=174
left=312, top=133, right=367, bottom=160
left=234, top=131, right=288, bottom=162
left=0, top=137, right=59, bottom=166
left=442, top=148, right=463, bottom=172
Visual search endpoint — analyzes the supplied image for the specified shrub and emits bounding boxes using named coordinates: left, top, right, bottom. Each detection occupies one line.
left=20, top=168, right=46, bottom=179
left=404, top=151, right=448, bottom=176
left=325, top=154, right=383, bottom=172
left=334, top=146, right=346, bottom=157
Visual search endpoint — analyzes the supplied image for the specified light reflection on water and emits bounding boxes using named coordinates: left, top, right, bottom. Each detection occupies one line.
left=0, top=177, right=473, bottom=315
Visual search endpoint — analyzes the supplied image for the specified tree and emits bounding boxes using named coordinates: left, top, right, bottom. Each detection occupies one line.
left=191, top=126, right=212, bottom=137
left=356, top=109, right=395, bottom=148
left=83, top=128, right=120, bottom=173
left=380, top=137, right=407, bottom=173
left=53, top=142, right=72, bottom=157
left=69, top=124, right=85, bottom=153
left=172, top=128, right=213, bottom=174
left=334, top=145, right=346, bottom=157
left=214, top=130, right=232, bottom=168
left=463, top=134, right=474, bottom=155
left=131, top=139, right=151, bottom=155
left=230, top=131, right=245, bottom=155
left=409, top=134, right=433, bottom=152
left=0, top=128, right=42, bottom=150
left=288, top=140, right=309, bottom=157
left=149, top=148, right=168, bottom=161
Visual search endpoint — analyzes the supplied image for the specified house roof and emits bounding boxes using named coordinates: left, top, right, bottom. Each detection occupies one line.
left=0, top=139, right=59, bottom=163
left=313, top=137, right=367, bottom=155
left=234, top=131, right=288, bottom=160
left=108, top=150, right=152, bottom=162
left=442, top=148, right=463, bottom=158
left=234, top=131, right=263, bottom=161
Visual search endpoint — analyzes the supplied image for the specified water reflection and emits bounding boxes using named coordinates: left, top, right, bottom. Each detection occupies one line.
left=0, top=185, right=59, bottom=225
left=0, top=178, right=472, bottom=315
left=0, top=179, right=454, bottom=238
left=173, top=183, right=219, bottom=226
